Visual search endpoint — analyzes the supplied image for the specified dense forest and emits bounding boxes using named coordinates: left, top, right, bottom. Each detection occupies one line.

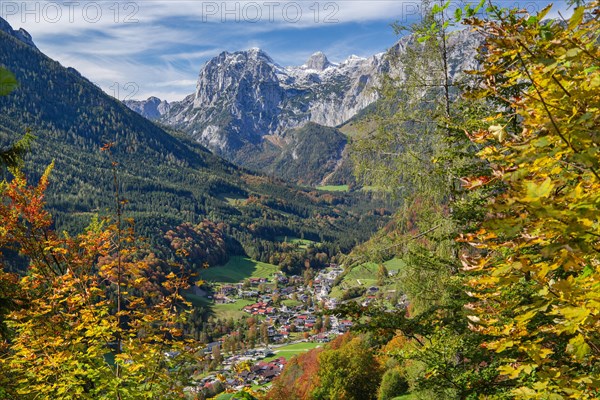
left=1, top=0, right=600, bottom=399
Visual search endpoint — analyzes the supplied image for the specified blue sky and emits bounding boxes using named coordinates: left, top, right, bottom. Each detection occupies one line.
left=1, top=0, right=570, bottom=101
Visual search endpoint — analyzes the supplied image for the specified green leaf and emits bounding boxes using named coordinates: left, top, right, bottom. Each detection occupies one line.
left=560, top=307, right=590, bottom=326
left=454, top=8, right=462, bottom=21
left=472, top=0, right=485, bottom=14
left=569, top=6, right=585, bottom=31
left=581, top=265, right=594, bottom=278
left=527, top=16, right=538, bottom=26
left=567, top=334, right=591, bottom=360
left=533, top=136, right=551, bottom=148
left=537, top=4, right=552, bottom=21
left=431, top=1, right=450, bottom=14
left=540, top=24, right=553, bottom=41
left=584, top=66, right=599, bottom=74
left=0, top=68, right=18, bottom=96
left=494, top=339, right=515, bottom=352
left=524, top=178, right=554, bottom=202
left=565, top=48, right=581, bottom=58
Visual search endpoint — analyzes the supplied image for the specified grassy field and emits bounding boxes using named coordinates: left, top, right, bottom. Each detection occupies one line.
left=200, top=256, right=279, bottom=283
left=184, top=292, right=254, bottom=320
left=213, top=299, right=255, bottom=320
left=315, top=184, right=349, bottom=192
left=263, top=342, right=321, bottom=362
left=344, top=261, right=379, bottom=286
left=384, top=258, right=406, bottom=270
left=275, top=236, right=316, bottom=249
left=345, top=258, right=405, bottom=282
left=331, top=258, right=406, bottom=297
left=329, top=263, right=379, bottom=298
left=185, top=292, right=211, bottom=308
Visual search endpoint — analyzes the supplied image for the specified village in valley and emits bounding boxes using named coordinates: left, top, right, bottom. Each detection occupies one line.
left=188, top=259, right=404, bottom=396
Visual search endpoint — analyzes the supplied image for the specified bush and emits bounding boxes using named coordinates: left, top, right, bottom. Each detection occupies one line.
left=341, top=286, right=366, bottom=301
left=378, top=368, right=409, bottom=400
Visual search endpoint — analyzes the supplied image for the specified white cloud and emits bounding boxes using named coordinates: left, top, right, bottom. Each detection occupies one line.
left=0, top=0, right=409, bottom=101
left=1, top=0, right=572, bottom=101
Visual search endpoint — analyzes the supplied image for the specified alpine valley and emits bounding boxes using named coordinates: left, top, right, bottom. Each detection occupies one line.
left=0, top=17, right=392, bottom=273
left=2, top=1, right=595, bottom=399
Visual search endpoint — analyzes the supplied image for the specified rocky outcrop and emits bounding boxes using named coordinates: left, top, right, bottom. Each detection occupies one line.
left=305, top=52, right=332, bottom=71
left=125, top=96, right=171, bottom=120
left=0, top=18, right=37, bottom=49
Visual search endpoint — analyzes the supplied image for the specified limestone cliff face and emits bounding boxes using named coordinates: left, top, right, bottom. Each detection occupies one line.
left=126, top=47, right=386, bottom=156
left=125, top=30, right=482, bottom=183
left=125, top=96, right=170, bottom=120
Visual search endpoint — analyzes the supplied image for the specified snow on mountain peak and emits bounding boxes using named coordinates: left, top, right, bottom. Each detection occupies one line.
left=343, top=54, right=367, bottom=64
left=246, top=47, right=274, bottom=62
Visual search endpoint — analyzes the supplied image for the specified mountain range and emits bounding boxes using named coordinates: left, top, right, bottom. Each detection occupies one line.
left=0, top=17, right=391, bottom=269
left=126, top=30, right=481, bottom=185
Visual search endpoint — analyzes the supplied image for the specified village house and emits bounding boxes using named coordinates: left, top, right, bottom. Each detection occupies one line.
left=214, top=293, right=229, bottom=304
left=242, top=301, right=271, bottom=314
left=339, top=320, right=353, bottom=332
left=219, top=285, right=237, bottom=295
left=248, top=277, right=268, bottom=286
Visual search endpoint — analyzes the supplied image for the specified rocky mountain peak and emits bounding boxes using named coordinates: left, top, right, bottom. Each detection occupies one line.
left=248, top=47, right=271, bottom=58
left=124, top=96, right=170, bottom=120
left=342, top=54, right=367, bottom=65
left=305, top=52, right=331, bottom=70
left=142, top=43, right=387, bottom=156
left=208, top=48, right=274, bottom=69
left=127, top=28, right=482, bottom=183
left=0, top=17, right=37, bottom=49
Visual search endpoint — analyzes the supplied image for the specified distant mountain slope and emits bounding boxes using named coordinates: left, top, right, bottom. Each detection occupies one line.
left=0, top=17, right=391, bottom=264
left=125, top=96, right=170, bottom=120
left=264, top=122, right=349, bottom=186
left=125, top=30, right=481, bottom=185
